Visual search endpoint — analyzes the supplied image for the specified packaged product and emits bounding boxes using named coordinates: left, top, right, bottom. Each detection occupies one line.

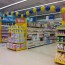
left=13, top=44, right=16, bottom=50
left=20, top=44, right=22, bottom=48
left=60, top=44, right=64, bottom=50
left=64, top=45, right=65, bottom=50
left=22, top=44, right=25, bottom=48
left=6, top=43, right=10, bottom=48
left=57, top=44, right=60, bottom=49
left=14, top=39, right=19, bottom=43
left=16, top=44, right=20, bottom=50
left=9, top=44, right=13, bottom=49
left=61, top=37, right=63, bottom=42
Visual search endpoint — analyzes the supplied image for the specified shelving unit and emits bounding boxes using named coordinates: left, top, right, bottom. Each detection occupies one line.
left=2, top=25, right=9, bottom=43
left=55, top=25, right=65, bottom=64
left=0, top=22, right=2, bottom=43
left=44, top=22, right=56, bottom=44
left=57, top=50, right=65, bottom=52
left=27, top=22, right=56, bottom=49
left=27, top=22, right=44, bottom=49
left=7, top=18, right=27, bottom=51
left=44, top=29, right=56, bottom=44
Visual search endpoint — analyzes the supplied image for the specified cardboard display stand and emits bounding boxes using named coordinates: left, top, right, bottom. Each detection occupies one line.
left=7, top=18, right=27, bottom=51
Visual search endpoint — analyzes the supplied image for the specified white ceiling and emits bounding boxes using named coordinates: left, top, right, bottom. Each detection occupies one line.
left=0, top=0, right=64, bottom=14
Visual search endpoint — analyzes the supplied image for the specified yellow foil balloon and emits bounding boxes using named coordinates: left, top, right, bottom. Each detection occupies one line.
left=61, top=7, right=65, bottom=14
left=33, top=8, right=36, bottom=13
left=62, top=20, right=65, bottom=25
left=6, top=12, right=8, bottom=15
left=50, top=5, right=55, bottom=12
left=16, top=12, right=19, bottom=16
left=21, top=14, right=24, bottom=18
left=3, top=14, right=5, bottom=17
left=41, top=6, right=45, bottom=11
left=26, top=11, right=30, bottom=16
left=11, top=11, right=14, bottom=15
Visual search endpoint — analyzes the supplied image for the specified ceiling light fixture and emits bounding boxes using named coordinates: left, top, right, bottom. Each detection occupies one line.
left=0, top=0, right=27, bottom=10
left=15, top=0, right=65, bottom=12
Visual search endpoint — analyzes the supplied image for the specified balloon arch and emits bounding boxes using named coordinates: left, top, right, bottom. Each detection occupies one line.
left=1, top=5, right=65, bottom=24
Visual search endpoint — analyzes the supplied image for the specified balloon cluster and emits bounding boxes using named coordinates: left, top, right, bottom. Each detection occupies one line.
left=0, top=5, right=65, bottom=20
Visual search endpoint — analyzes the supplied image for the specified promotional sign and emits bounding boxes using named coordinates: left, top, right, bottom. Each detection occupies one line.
left=2, top=15, right=15, bottom=23
left=16, top=18, right=25, bottom=24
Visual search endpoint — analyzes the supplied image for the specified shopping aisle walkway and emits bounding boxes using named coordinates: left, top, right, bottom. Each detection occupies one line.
left=0, top=43, right=57, bottom=65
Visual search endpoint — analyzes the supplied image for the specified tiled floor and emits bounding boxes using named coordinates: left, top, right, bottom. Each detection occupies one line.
left=0, top=43, right=58, bottom=65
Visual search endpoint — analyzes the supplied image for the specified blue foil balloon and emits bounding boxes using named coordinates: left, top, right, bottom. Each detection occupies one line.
left=9, top=12, right=11, bottom=15
left=24, top=13, right=26, bottom=17
left=45, top=6, right=50, bottom=11
left=4, top=14, right=7, bottom=17
left=37, top=7, right=41, bottom=12
left=29, top=9, right=33, bottom=14
left=56, top=6, right=60, bottom=12
left=18, top=14, right=21, bottom=17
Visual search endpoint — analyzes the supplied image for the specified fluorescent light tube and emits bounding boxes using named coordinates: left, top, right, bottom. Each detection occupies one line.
left=0, top=0, right=27, bottom=10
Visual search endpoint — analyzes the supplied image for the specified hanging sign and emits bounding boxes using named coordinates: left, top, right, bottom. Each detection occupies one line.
left=2, top=15, right=15, bottom=23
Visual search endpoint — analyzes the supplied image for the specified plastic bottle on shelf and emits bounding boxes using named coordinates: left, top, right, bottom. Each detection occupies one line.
left=57, top=37, right=59, bottom=42
left=63, top=37, right=65, bottom=42
left=60, top=44, right=64, bottom=50
left=57, top=44, right=60, bottom=50
left=59, top=37, right=62, bottom=42
left=61, top=37, right=63, bottom=42
left=64, top=31, right=65, bottom=34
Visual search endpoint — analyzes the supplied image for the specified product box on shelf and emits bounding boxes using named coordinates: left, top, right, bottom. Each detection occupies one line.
left=19, top=34, right=24, bottom=39
left=16, top=44, right=20, bottom=50
left=6, top=43, right=10, bottom=48
left=21, top=44, right=25, bottom=49
left=36, top=23, right=41, bottom=27
left=20, top=39, right=25, bottom=43
left=13, top=44, right=16, bottom=50
left=9, top=43, right=13, bottom=49
left=14, top=39, right=19, bottom=43
left=55, top=52, right=65, bottom=64
left=20, top=43, right=26, bottom=49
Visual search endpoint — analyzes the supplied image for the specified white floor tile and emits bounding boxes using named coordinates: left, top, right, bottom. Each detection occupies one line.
left=0, top=43, right=58, bottom=65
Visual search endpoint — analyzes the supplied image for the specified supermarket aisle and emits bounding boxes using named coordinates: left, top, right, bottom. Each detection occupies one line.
left=0, top=43, right=57, bottom=65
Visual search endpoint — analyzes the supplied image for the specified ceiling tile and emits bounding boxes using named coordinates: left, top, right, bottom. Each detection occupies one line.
left=1, top=0, right=65, bottom=14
